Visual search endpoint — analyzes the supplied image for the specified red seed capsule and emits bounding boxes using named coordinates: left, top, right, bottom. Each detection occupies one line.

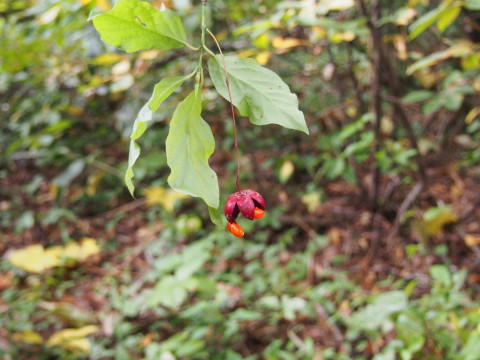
left=224, top=189, right=265, bottom=222
left=227, top=222, right=244, bottom=237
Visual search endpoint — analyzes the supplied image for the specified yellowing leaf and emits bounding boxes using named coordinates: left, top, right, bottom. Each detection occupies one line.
left=329, top=31, right=355, bottom=43
left=86, top=171, right=105, bottom=196
left=279, top=160, right=295, bottom=184
left=272, top=36, right=307, bottom=50
left=392, top=34, right=407, bottom=60
left=81, top=0, right=111, bottom=11
left=37, top=5, right=61, bottom=25
left=111, top=60, right=131, bottom=75
left=140, top=49, right=162, bottom=60
left=9, top=245, right=61, bottom=273
left=465, top=234, right=480, bottom=247
left=47, top=325, right=99, bottom=354
left=466, top=106, right=480, bottom=124
left=318, top=0, right=354, bottom=12
left=12, top=330, right=43, bottom=345
left=61, top=238, right=101, bottom=262
left=144, top=186, right=188, bottom=211
left=91, top=53, right=125, bottom=65
left=312, top=26, right=327, bottom=40
left=236, top=49, right=258, bottom=59
left=302, top=192, right=321, bottom=213
left=421, top=205, right=458, bottom=236
left=255, top=51, right=272, bottom=65
left=395, top=8, right=417, bottom=26
left=65, top=105, right=84, bottom=116
left=40, top=302, right=96, bottom=327
left=253, top=33, right=270, bottom=50
left=8, top=239, right=101, bottom=273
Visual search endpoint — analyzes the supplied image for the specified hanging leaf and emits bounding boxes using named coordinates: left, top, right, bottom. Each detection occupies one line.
left=90, top=0, right=189, bottom=53
left=166, top=87, right=219, bottom=209
left=125, top=75, right=189, bottom=196
left=208, top=55, right=309, bottom=134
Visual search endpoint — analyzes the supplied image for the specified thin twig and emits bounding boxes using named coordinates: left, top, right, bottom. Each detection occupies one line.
left=387, top=181, right=424, bottom=245
left=89, top=198, right=146, bottom=222
left=357, top=0, right=382, bottom=209
left=206, top=28, right=241, bottom=191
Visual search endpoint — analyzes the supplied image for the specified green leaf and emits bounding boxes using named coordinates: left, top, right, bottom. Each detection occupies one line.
left=91, top=0, right=188, bottom=53
left=148, top=275, right=189, bottom=309
left=436, top=5, right=461, bottom=32
left=465, top=0, right=480, bottom=10
left=408, top=6, right=443, bottom=40
left=401, top=90, right=434, bottom=103
left=208, top=55, right=309, bottom=134
left=460, top=333, right=480, bottom=360
left=348, top=291, right=408, bottom=331
left=166, top=87, right=219, bottom=209
left=208, top=206, right=223, bottom=227
left=125, top=75, right=187, bottom=196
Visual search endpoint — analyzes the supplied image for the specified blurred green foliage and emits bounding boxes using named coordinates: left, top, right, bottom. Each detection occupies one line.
left=2, top=0, right=480, bottom=359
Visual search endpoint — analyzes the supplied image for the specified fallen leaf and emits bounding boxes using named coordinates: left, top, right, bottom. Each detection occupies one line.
left=144, top=186, right=188, bottom=211
left=11, top=330, right=43, bottom=345
left=8, top=238, right=101, bottom=273
left=465, top=234, right=480, bottom=247
left=301, top=192, right=321, bottom=213
left=279, top=160, right=295, bottom=184
left=255, top=51, right=272, bottom=65
left=9, top=245, right=61, bottom=273
left=421, top=205, right=458, bottom=236
left=272, top=36, right=307, bottom=50
left=47, top=325, right=99, bottom=353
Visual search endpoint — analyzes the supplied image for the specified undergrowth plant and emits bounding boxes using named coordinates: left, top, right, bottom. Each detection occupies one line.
left=89, top=0, right=309, bottom=232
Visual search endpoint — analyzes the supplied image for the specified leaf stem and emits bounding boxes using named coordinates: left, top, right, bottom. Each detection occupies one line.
left=206, top=28, right=241, bottom=191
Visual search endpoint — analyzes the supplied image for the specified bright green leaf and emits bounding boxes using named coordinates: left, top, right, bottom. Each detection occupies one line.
left=91, top=0, right=188, bottom=53
left=208, top=55, right=309, bottom=134
left=408, top=6, right=443, bottom=40
left=436, top=5, right=461, bottom=32
left=166, top=87, right=219, bottom=209
left=125, top=75, right=187, bottom=196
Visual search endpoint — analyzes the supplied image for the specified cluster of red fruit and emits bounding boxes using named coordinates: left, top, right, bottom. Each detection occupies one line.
left=224, top=189, right=265, bottom=237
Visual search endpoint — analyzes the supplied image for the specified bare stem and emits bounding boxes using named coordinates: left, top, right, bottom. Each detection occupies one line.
left=207, top=28, right=241, bottom=191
